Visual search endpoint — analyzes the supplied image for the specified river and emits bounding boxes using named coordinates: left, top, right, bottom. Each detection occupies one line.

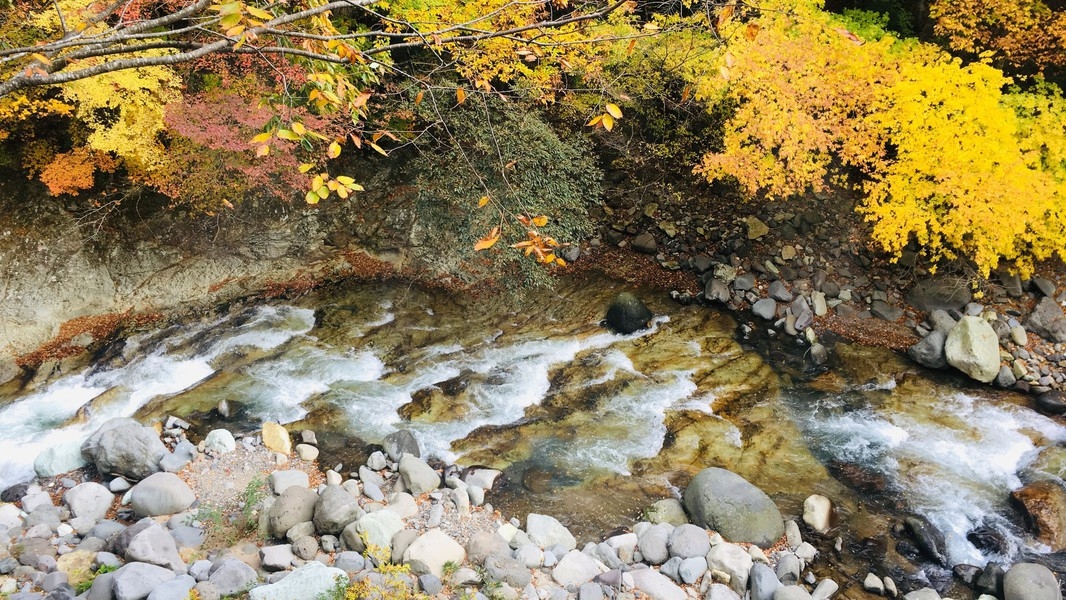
left=1, top=275, right=1063, bottom=589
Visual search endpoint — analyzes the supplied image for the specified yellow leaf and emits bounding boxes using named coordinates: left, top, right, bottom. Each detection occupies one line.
left=291, top=122, right=306, bottom=135
left=456, top=87, right=466, bottom=105
left=717, top=3, right=735, bottom=29
left=352, top=92, right=372, bottom=108
left=29, top=53, right=52, bottom=66
left=316, top=186, right=330, bottom=198
left=305, top=190, right=320, bottom=204
left=232, top=31, right=247, bottom=49
left=474, top=227, right=501, bottom=251
left=719, top=66, right=731, bottom=81
left=348, top=183, right=364, bottom=192
left=312, top=174, right=324, bottom=189
left=337, top=186, right=349, bottom=199
left=605, top=103, right=622, bottom=119
left=587, top=115, right=603, bottom=127
left=250, top=132, right=272, bottom=144
left=220, top=12, right=241, bottom=27
left=478, top=195, right=490, bottom=207
left=369, top=142, right=388, bottom=156
left=328, top=141, right=341, bottom=159
left=414, top=90, right=424, bottom=105
left=336, top=175, right=355, bottom=185
left=277, top=129, right=300, bottom=141
left=255, top=145, right=269, bottom=157
left=327, top=179, right=339, bottom=191
left=602, top=114, right=615, bottom=131
left=532, top=215, right=548, bottom=227
left=555, top=257, right=567, bottom=267
left=298, top=163, right=314, bottom=173
left=245, top=5, right=272, bottom=19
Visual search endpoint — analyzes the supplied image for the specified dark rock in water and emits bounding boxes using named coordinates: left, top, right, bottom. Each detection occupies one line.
left=1010, top=480, right=1066, bottom=551
left=907, top=331, right=947, bottom=369
left=967, top=522, right=1012, bottom=557
left=0, top=483, right=29, bottom=503
left=907, top=278, right=972, bottom=312
left=975, top=561, right=1005, bottom=598
left=683, top=467, right=784, bottom=548
left=383, top=429, right=421, bottom=461
left=1035, top=391, right=1066, bottom=416
left=1027, top=297, right=1066, bottom=343
left=953, top=564, right=981, bottom=587
left=904, top=515, right=949, bottom=567
left=827, top=461, right=892, bottom=499
left=605, top=293, right=654, bottom=334
left=522, top=468, right=553, bottom=494
left=1020, top=551, right=1066, bottom=573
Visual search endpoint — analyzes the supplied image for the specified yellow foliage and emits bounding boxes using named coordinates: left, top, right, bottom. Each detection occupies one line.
left=930, top=0, right=1066, bottom=72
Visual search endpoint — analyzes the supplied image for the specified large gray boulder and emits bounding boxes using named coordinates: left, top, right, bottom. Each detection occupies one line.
left=945, top=316, right=1000, bottom=383
left=268, top=486, right=318, bottom=538
left=398, top=454, right=440, bottom=495
left=111, top=562, right=176, bottom=600
left=130, top=473, right=196, bottom=517
left=605, top=293, right=654, bottom=334
left=208, top=558, right=259, bottom=596
left=82, top=418, right=167, bottom=481
left=907, top=278, right=972, bottom=312
left=403, top=528, right=466, bottom=578
left=249, top=561, right=349, bottom=600
left=35, top=442, right=89, bottom=478
left=907, top=331, right=948, bottom=369
left=124, top=521, right=185, bottom=571
left=683, top=467, right=784, bottom=547
left=383, top=429, right=420, bottom=461
left=1027, top=297, right=1066, bottom=343
left=64, top=482, right=113, bottom=521
left=1004, top=563, right=1062, bottom=600
left=526, top=513, right=577, bottom=551
left=313, top=485, right=364, bottom=535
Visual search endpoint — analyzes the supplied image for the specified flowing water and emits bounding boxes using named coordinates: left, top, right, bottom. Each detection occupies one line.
left=2, top=275, right=1065, bottom=585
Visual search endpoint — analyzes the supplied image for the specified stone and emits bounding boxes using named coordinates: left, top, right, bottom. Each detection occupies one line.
left=398, top=455, right=439, bottom=495
left=356, top=510, right=404, bottom=549
left=1010, top=480, right=1066, bottom=551
left=1004, top=563, right=1062, bottom=600
left=55, top=551, right=94, bottom=588
left=638, top=523, right=672, bottom=565
left=908, top=331, right=948, bottom=369
left=292, top=536, right=318, bottom=560
left=1036, top=391, right=1066, bottom=416
left=903, top=589, right=940, bottom=600
left=904, top=516, right=949, bottom=567
left=262, top=423, right=292, bottom=455
left=466, top=531, right=512, bottom=564
left=81, top=418, right=167, bottom=481
left=812, top=579, right=839, bottom=600
left=746, top=217, right=769, bottom=240
left=270, top=470, right=309, bottom=494
left=125, top=521, right=185, bottom=571
left=684, top=467, right=784, bottom=547
left=704, top=543, right=752, bottom=596
left=552, top=550, right=602, bottom=587
left=147, top=575, right=196, bottom=600
left=864, top=574, right=884, bottom=595
left=749, top=563, right=782, bottom=600
left=403, top=528, right=466, bottom=577
left=1011, top=325, right=1029, bottom=346
left=1028, top=297, right=1066, bottom=343
left=677, top=556, right=706, bottom=584
left=753, top=299, right=778, bottom=321
left=604, top=293, right=654, bottom=334
left=630, top=567, right=686, bottom=600
left=268, top=486, right=318, bottom=538
left=775, top=586, right=814, bottom=600
left=668, top=523, right=710, bottom=558
left=802, top=495, right=832, bottom=534
left=645, top=499, right=688, bottom=526
left=64, top=483, right=113, bottom=522
left=34, top=443, right=89, bottom=479
left=705, top=279, right=732, bottom=304
left=484, top=553, right=532, bottom=588
left=871, top=300, right=904, bottom=322
left=295, top=444, right=319, bottom=461
left=768, top=281, right=793, bottom=302
left=160, top=441, right=198, bottom=473
left=907, top=278, right=972, bottom=312
left=130, top=473, right=196, bottom=517
left=463, top=468, right=502, bottom=491
left=208, top=558, right=258, bottom=596
left=633, top=233, right=658, bottom=254
left=706, top=583, right=742, bottom=600
left=313, top=485, right=364, bottom=536
left=260, top=545, right=295, bottom=572
left=1033, top=278, right=1057, bottom=297
left=111, top=562, right=176, bottom=600
left=203, top=430, right=236, bottom=454
left=734, top=273, right=756, bottom=291
left=334, top=551, right=365, bottom=573
left=776, top=553, right=802, bottom=585
left=945, top=316, right=1001, bottom=383
left=526, top=514, right=577, bottom=551
left=383, top=430, right=421, bottom=461
left=419, top=574, right=443, bottom=596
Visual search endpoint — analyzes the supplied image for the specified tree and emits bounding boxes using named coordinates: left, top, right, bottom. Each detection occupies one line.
left=929, top=0, right=1066, bottom=75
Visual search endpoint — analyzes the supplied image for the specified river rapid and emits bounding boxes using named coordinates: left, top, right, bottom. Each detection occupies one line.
left=1, top=275, right=1064, bottom=590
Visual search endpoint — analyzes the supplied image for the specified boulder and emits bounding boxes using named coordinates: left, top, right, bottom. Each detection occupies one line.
left=64, top=482, right=113, bottom=521
left=81, top=418, right=167, bottom=481
left=552, top=550, right=602, bottom=587
left=945, top=316, right=1001, bottom=383
left=130, top=473, right=196, bottom=517
left=249, top=561, right=349, bottom=600
left=203, top=430, right=236, bottom=454
left=270, top=470, right=309, bottom=494
left=355, top=510, right=404, bottom=549
left=124, top=521, right=185, bottom=571
left=638, top=523, right=672, bottom=565
left=802, top=494, right=832, bottom=534
left=526, top=513, right=577, bottom=551
left=746, top=217, right=769, bottom=240
left=268, top=486, right=318, bottom=538
left=398, top=454, right=439, bottom=495
left=750, top=563, right=782, bottom=600
left=683, top=467, right=784, bottom=547
left=645, top=499, right=688, bottom=526
left=146, top=575, right=195, bottom=600
left=1028, top=297, right=1066, bottom=343
left=111, top=562, right=176, bottom=600
left=313, top=485, right=364, bottom=535
left=605, top=293, right=654, bottom=334
left=34, top=442, right=89, bottom=478
left=904, top=516, right=949, bottom=567
left=907, top=278, right=972, bottom=312
left=261, top=423, right=292, bottom=455
left=667, top=523, right=710, bottom=559
left=208, top=558, right=258, bottom=597
left=629, top=567, right=686, bottom=600
left=908, top=331, right=947, bottom=369
left=1003, top=563, right=1062, bottom=600
left=753, top=299, right=778, bottom=321
left=705, top=542, right=753, bottom=595
left=383, top=429, right=421, bottom=460
left=1011, top=481, right=1066, bottom=551
left=633, top=232, right=658, bottom=254
left=402, top=528, right=466, bottom=577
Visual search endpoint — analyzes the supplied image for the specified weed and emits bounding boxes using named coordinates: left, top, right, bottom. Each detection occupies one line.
left=441, top=560, right=459, bottom=578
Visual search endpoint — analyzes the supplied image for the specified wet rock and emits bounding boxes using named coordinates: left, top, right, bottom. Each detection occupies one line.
left=1003, top=563, right=1061, bottom=600
left=1027, top=297, right=1066, bottom=343
left=944, top=316, right=1001, bottom=383
left=130, top=473, right=196, bottom=517
left=753, top=299, right=778, bottom=321
left=967, top=523, right=1011, bottom=557
left=734, top=274, right=756, bottom=291
left=953, top=564, right=981, bottom=587
left=705, top=279, right=732, bottom=304
left=907, top=279, right=972, bottom=312
left=383, top=429, right=421, bottom=461
left=645, top=499, right=688, bottom=526
left=1035, top=391, right=1066, bottom=416
left=904, top=516, right=949, bottom=567
left=684, top=467, right=784, bottom=547
left=975, top=562, right=1006, bottom=598
left=34, top=443, right=89, bottom=479
left=768, top=281, right=793, bottom=302
left=864, top=574, right=884, bottom=595
left=81, top=418, right=167, bottom=481
left=802, top=494, right=832, bottom=534
left=604, top=293, right=654, bottom=334
left=907, top=331, right=947, bottom=369
left=1011, top=480, right=1066, bottom=551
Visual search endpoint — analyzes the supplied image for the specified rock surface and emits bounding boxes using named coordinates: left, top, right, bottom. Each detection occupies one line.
left=683, top=467, right=785, bottom=547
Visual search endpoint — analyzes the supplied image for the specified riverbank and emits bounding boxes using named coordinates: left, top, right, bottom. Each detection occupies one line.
left=0, top=418, right=1059, bottom=600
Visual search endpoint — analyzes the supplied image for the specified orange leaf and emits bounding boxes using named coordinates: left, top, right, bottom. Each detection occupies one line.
left=255, top=145, right=270, bottom=157
left=744, top=23, right=760, bottom=40
left=478, top=195, right=490, bottom=208
left=587, top=114, right=603, bottom=127
left=716, top=4, right=735, bottom=29
left=532, top=215, right=548, bottom=227
left=456, top=87, right=466, bottom=105
left=474, top=227, right=501, bottom=251
left=414, top=90, right=424, bottom=105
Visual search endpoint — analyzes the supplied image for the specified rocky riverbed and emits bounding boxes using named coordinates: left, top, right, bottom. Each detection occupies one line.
left=0, top=416, right=1062, bottom=600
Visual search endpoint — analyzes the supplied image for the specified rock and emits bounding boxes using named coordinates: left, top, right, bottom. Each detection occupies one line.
left=812, top=579, right=839, bottom=600
left=1033, top=278, right=1057, bottom=298
left=604, top=293, right=654, bottom=334
left=668, top=523, right=710, bottom=558
left=1003, top=563, right=1062, bottom=600
left=746, top=217, right=769, bottom=240
left=398, top=454, right=439, bottom=495
left=1028, top=297, right=1066, bottom=343
left=683, top=467, right=784, bottom=547
left=55, top=551, right=94, bottom=588
left=208, top=558, right=258, bottom=596
left=111, top=562, right=176, bottom=600
left=630, top=567, right=686, bottom=600
left=1011, top=481, right=1066, bottom=551
left=313, top=485, right=364, bottom=535
left=81, top=418, right=167, bottom=481
left=125, top=521, right=185, bottom=571
left=802, top=495, right=832, bottom=534
left=130, top=473, right=196, bottom=517
left=633, top=233, right=658, bottom=254
left=259, top=545, right=295, bottom=572
left=34, top=443, right=89, bottom=478
left=864, top=574, right=884, bottom=595
left=753, top=299, right=778, bottom=321
left=645, top=499, right=688, bottom=526
left=463, top=468, right=502, bottom=491
left=904, top=516, right=949, bottom=567
left=295, top=444, right=319, bottom=461
left=1036, top=391, right=1066, bottom=416
left=638, top=523, right=672, bottom=565
left=768, top=281, right=793, bottom=302
left=997, top=366, right=1018, bottom=388
left=268, top=486, right=318, bottom=538
left=483, top=553, right=532, bottom=588
left=976, top=562, right=1006, bottom=597
left=734, top=273, right=756, bottom=291
left=160, top=440, right=198, bottom=473
left=526, top=514, right=577, bottom=551
left=871, top=300, right=904, bottom=322
left=705, top=542, right=752, bottom=595
left=945, top=316, right=1001, bottom=383
left=678, top=556, right=706, bottom=584
left=146, top=575, right=196, bottom=600
left=907, top=278, right=972, bottom=312
left=262, top=423, right=292, bottom=455
left=64, top=483, right=113, bottom=522
left=270, top=470, right=309, bottom=494
left=203, top=430, right=236, bottom=454
left=552, top=550, right=602, bottom=587
left=750, top=563, right=782, bottom=600
left=705, top=279, right=732, bottom=304
left=1011, top=325, right=1029, bottom=346
left=356, top=510, right=404, bottom=549
left=383, top=430, right=421, bottom=461
left=706, top=583, right=742, bottom=600
left=903, top=589, right=940, bottom=600
left=402, top=528, right=466, bottom=577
